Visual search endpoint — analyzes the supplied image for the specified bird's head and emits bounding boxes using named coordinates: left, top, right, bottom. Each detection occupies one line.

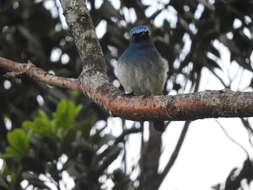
left=129, top=25, right=151, bottom=42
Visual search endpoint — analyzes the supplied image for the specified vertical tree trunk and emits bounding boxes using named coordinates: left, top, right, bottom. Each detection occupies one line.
left=139, top=126, right=162, bottom=190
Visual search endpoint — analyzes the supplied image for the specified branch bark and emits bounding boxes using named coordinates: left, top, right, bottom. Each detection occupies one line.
left=139, top=127, right=162, bottom=190
left=0, top=57, right=80, bottom=91
left=0, top=0, right=253, bottom=122
left=1, top=57, right=253, bottom=122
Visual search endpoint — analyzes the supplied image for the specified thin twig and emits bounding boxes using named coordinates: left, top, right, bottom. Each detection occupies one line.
left=96, top=126, right=140, bottom=163
left=139, top=121, right=145, bottom=180
left=114, top=127, right=141, bottom=144
left=96, top=126, right=140, bottom=175
left=207, top=67, right=229, bottom=88
left=240, top=118, right=253, bottom=149
left=216, top=120, right=249, bottom=158
left=122, top=119, right=127, bottom=174
left=159, top=121, right=191, bottom=180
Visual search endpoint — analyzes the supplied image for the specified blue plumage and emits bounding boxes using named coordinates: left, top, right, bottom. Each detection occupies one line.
left=129, top=25, right=150, bottom=36
left=115, top=25, right=168, bottom=96
left=114, top=26, right=168, bottom=132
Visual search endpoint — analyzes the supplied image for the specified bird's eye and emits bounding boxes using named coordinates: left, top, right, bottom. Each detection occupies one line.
left=134, top=31, right=148, bottom=37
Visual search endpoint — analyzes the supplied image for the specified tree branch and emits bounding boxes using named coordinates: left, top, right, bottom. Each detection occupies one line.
left=0, top=57, right=80, bottom=91
left=1, top=56, right=253, bottom=121
left=0, top=0, right=253, bottom=123
left=139, top=127, right=162, bottom=190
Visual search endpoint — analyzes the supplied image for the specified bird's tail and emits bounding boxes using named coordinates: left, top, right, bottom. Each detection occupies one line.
left=151, top=120, right=165, bottom=132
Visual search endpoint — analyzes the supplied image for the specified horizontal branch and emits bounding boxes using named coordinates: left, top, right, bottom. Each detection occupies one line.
left=1, top=56, right=253, bottom=121
left=84, top=81, right=253, bottom=121
left=1, top=0, right=253, bottom=123
left=0, top=57, right=80, bottom=91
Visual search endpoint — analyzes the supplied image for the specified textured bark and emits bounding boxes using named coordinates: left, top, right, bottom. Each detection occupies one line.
left=0, top=57, right=80, bottom=91
left=1, top=56, right=253, bottom=121
left=0, top=0, right=253, bottom=122
left=139, top=127, right=162, bottom=190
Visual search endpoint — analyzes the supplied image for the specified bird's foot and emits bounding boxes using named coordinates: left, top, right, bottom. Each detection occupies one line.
left=124, top=92, right=134, bottom=97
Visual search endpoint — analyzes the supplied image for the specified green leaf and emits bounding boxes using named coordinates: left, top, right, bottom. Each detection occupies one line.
left=69, top=90, right=80, bottom=98
left=23, top=110, right=55, bottom=136
left=0, top=151, right=18, bottom=160
left=6, top=129, right=29, bottom=158
left=22, top=101, right=82, bottom=138
left=0, top=141, right=27, bottom=162
left=0, top=162, right=9, bottom=176
left=52, top=100, right=82, bottom=135
left=10, top=173, right=16, bottom=185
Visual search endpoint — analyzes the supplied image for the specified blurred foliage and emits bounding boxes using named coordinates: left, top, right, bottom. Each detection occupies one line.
left=23, top=100, right=82, bottom=137
left=0, top=0, right=253, bottom=189
left=0, top=100, right=130, bottom=190
left=1, top=129, right=29, bottom=162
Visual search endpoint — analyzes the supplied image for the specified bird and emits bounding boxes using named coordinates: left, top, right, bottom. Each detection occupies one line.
left=114, top=25, right=168, bottom=132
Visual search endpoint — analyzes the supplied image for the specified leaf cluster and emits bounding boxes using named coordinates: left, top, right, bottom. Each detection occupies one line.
left=0, top=100, right=130, bottom=190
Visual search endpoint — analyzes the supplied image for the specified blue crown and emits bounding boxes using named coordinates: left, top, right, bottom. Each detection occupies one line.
left=129, top=25, right=150, bottom=36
